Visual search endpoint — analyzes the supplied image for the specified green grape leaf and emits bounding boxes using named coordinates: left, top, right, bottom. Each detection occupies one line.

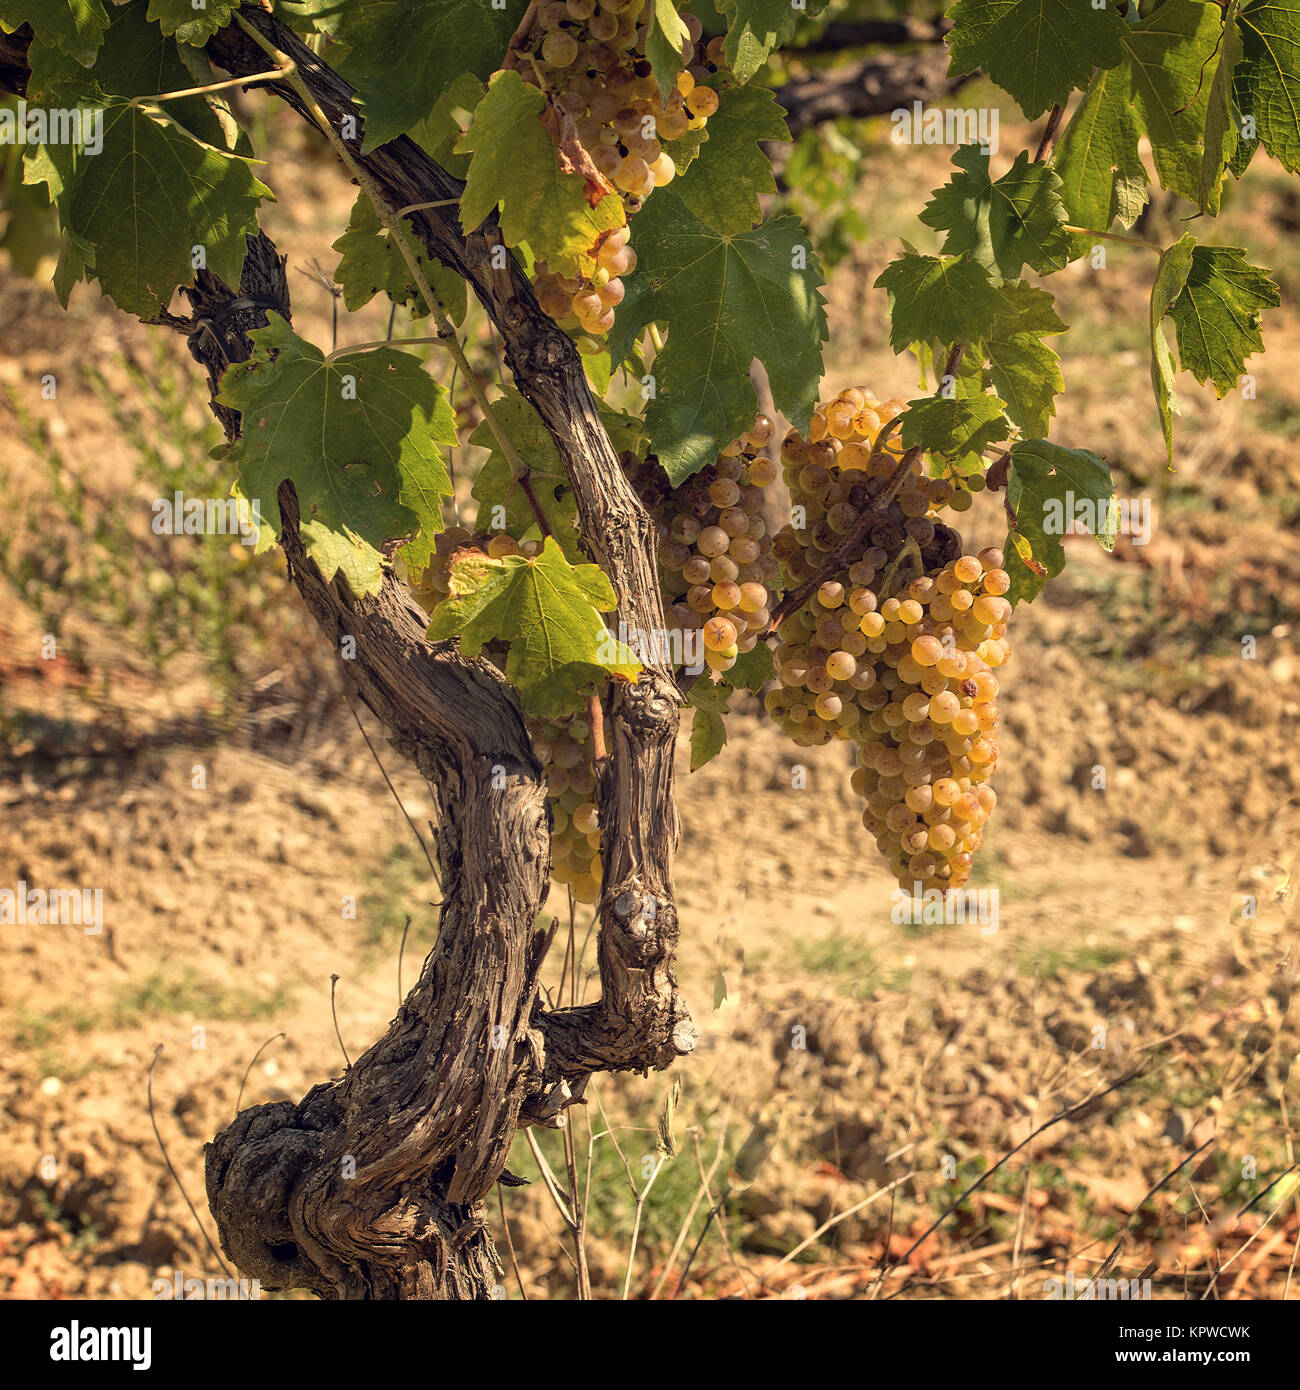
left=407, top=72, right=484, bottom=178
left=920, top=144, right=1073, bottom=281
left=1120, top=0, right=1222, bottom=203
left=426, top=537, right=642, bottom=717
left=146, top=0, right=238, bottom=46
left=332, top=192, right=467, bottom=325
left=66, top=102, right=271, bottom=316
left=722, top=0, right=829, bottom=83
left=216, top=314, right=454, bottom=592
left=469, top=389, right=584, bottom=562
left=900, top=393, right=1009, bottom=467
left=1149, top=233, right=1196, bottom=462
left=335, top=0, right=518, bottom=153
left=645, top=0, right=689, bottom=102
left=687, top=680, right=730, bottom=770
left=1004, top=439, right=1117, bottom=605
left=1165, top=244, right=1279, bottom=398
left=672, top=83, right=787, bottom=235
left=946, top=0, right=1126, bottom=118
left=875, top=249, right=1008, bottom=356
left=1235, top=0, right=1300, bottom=174
left=1053, top=65, right=1148, bottom=240
left=456, top=70, right=624, bottom=281
left=1199, top=0, right=1243, bottom=213
left=723, top=639, right=774, bottom=695
left=0, top=0, right=108, bottom=64
left=982, top=282, right=1067, bottom=439
left=608, top=188, right=826, bottom=483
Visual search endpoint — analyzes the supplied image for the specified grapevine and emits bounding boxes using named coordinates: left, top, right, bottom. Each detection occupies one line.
left=0, top=0, right=1292, bottom=1308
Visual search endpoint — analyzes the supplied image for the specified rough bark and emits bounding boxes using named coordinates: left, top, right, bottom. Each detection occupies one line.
left=203, top=7, right=698, bottom=1084
left=1, top=10, right=697, bottom=1297
left=174, top=238, right=555, bottom=1298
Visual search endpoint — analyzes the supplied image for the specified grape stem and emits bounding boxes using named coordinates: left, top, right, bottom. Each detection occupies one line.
left=768, top=341, right=964, bottom=631
left=588, top=694, right=608, bottom=766
left=875, top=536, right=923, bottom=600
left=648, top=323, right=666, bottom=355
left=502, top=0, right=542, bottom=72
left=130, top=63, right=295, bottom=106
left=232, top=13, right=533, bottom=487
left=1032, top=103, right=1064, bottom=163
left=516, top=472, right=555, bottom=538
left=1063, top=224, right=1163, bottom=254
left=766, top=442, right=924, bottom=631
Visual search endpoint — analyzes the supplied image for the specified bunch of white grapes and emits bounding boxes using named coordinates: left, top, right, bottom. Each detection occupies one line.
left=767, top=389, right=962, bottom=744
left=526, top=1, right=724, bottom=341
left=763, top=388, right=1012, bottom=892
left=624, top=415, right=781, bottom=678
left=528, top=712, right=605, bottom=905
left=850, top=549, right=1009, bottom=892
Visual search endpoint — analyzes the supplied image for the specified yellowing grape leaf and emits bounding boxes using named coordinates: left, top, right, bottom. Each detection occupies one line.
left=947, top=0, right=1126, bottom=118
left=1004, top=439, right=1117, bottom=605
left=332, top=191, right=467, bottom=325
left=921, top=145, right=1073, bottom=281
left=609, top=187, right=827, bottom=482
left=456, top=70, right=624, bottom=281
left=426, top=538, right=641, bottom=717
left=217, top=314, right=454, bottom=592
left=1165, top=244, right=1279, bottom=397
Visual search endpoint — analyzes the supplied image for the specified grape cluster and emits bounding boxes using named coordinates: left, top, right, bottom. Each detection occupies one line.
left=850, top=549, right=1009, bottom=891
left=763, top=388, right=1011, bottom=892
left=766, top=389, right=961, bottom=744
left=412, top=528, right=605, bottom=905
left=526, top=1, right=724, bottom=341
left=528, top=712, right=605, bottom=904
left=625, top=415, right=782, bottom=679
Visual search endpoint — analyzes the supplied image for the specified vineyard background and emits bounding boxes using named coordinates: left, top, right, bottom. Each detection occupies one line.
left=2, top=82, right=1299, bottom=1300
